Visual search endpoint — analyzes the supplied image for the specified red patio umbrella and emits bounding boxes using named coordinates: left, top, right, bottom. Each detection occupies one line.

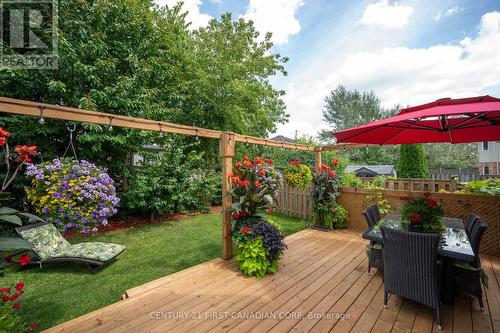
left=332, top=96, right=500, bottom=144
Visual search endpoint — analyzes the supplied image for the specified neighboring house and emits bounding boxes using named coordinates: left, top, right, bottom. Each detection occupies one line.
left=344, top=165, right=397, bottom=178
left=478, top=141, right=500, bottom=176
left=429, top=167, right=480, bottom=182
left=270, top=135, right=296, bottom=144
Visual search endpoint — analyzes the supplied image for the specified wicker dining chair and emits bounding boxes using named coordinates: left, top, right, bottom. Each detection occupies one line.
left=453, top=219, right=488, bottom=310
left=465, top=213, right=480, bottom=238
left=381, top=227, right=442, bottom=329
left=364, top=207, right=383, bottom=274
left=369, top=203, right=382, bottom=222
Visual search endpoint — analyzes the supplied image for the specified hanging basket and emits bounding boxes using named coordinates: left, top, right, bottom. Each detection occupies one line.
left=283, top=159, right=313, bottom=190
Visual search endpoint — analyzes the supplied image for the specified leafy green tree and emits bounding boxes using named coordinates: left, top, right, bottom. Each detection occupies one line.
left=398, top=144, right=430, bottom=178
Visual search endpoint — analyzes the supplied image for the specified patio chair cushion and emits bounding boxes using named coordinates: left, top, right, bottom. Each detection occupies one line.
left=54, top=242, right=125, bottom=262
left=18, top=223, right=71, bottom=260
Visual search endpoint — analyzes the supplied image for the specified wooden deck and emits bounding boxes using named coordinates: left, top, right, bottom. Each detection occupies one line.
left=45, top=229, right=500, bottom=333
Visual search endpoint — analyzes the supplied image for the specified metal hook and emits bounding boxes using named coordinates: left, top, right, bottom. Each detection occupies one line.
left=38, top=106, right=46, bottom=124
left=159, top=123, right=164, bottom=138
left=108, top=116, right=113, bottom=131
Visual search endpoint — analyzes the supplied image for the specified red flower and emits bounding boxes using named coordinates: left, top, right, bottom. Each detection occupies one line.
left=0, top=128, right=10, bottom=137
left=235, top=161, right=242, bottom=169
left=410, top=213, right=422, bottom=223
left=254, top=181, right=261, bottom=188
left=17, top=255, right=31, bottom=266
left=258, top=168, right=266, bottom=176
left=10, top=294, right=17, bottom=301
left=28, top=323, right=37, bottom=332
left=12, top=302, right=20, bottom=310
left=2, top=295, right=10, bottom=302
left=427, top=199, right=438, bottom=207
left=15, top=282, right=24, bottom=292
left=266, top=208, right=273, bottom=214
left=331, top=159, right=339, bottom=167
left=243, top=155, right=250, bottom=161
left=14, top=145, right=38, bottom=163
left=264, top=159, right=273, bottom=165
left=243, top=161, right=252, bottom=168
left=240, top=210, right=247, bottom=217
left=232, top=212, right=239, bottom=220
left=254, top=157, right=263, bottom=165
left=0, top=288, right=10, bottom=293
left=242, top=226, right=250, bottom=234
left=0, top=137, right=6, bottom=146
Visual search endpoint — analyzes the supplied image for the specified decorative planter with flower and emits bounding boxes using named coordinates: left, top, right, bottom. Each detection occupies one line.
left=283, top=159, right=313, bottom=190
left=312, top=159, right=348, bottom=230
left=25, top=159, right=120, bottom=234
left=230, top=156, right=286, bottom=278
left=401, top=194, right=444, bottom=231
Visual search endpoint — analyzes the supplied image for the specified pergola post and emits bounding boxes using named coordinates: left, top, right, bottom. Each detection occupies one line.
left=220, top=132, right=235, bottom=260
left=314, top=146, right=322, bottom=173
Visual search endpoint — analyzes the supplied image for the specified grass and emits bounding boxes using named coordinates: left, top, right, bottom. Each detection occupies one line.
left=2, top=213, right=310, bottom=330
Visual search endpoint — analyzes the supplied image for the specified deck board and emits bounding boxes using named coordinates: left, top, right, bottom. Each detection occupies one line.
left=44, top=229, right=500, bottom=333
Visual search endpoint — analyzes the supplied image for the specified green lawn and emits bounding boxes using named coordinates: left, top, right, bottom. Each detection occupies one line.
left=2, top=213, right=310, bottom=330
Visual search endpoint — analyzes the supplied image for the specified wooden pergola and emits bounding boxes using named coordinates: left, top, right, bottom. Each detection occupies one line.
left=0, top=96, right=373, bottom=259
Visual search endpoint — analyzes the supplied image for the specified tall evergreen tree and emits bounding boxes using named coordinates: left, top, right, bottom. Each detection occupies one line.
left=397, top=144, right=430, bottom=178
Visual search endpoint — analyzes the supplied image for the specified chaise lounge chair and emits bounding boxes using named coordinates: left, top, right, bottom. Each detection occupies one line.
left=15, top=222, right=126, bottom=274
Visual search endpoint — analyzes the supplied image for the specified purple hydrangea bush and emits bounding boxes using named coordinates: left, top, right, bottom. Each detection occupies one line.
left=25, top=159, right=119, bottom=234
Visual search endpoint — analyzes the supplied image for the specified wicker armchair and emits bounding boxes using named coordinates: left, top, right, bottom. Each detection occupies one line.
left=453, top=219, right=488, bottom=310
left=381, top=227, right=442, bottom=329
left=364, top=207, right=383, bottom=274
left=465, top=213, right=480, bottom=238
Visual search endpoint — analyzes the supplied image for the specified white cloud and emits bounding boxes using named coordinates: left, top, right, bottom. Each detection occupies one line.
left=434, top=6, right=464, bottom=21
left=155, top=0, right=212, bottom=29
left=275, top=11, right=500, bottom=138
left=360, top=0, right=414, bottom=29
left=242, top=0, right=304, bottom=45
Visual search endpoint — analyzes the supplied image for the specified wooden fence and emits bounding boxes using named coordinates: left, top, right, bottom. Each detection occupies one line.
left=276, top=186, right=500, bottom=257
left=360, top=177, right=459, bottom=192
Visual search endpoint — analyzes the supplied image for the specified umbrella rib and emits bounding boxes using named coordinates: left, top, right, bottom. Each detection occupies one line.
left=452, top=114, right=500, bottom=129
left=398, top=121, right=440, bottom=131
left=381, top=118, right=421, bottom=145
left=448, top=112, right=489, bottom=129
left=334, top=125, right=381, bottom=143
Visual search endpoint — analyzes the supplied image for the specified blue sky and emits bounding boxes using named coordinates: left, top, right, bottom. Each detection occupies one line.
left=157, top=0, right=500, bottom=138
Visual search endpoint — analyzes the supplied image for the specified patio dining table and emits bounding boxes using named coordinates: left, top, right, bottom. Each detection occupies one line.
left=362, top=214, right=475, bottom=262
left=362, top=213, right=475, bottom=304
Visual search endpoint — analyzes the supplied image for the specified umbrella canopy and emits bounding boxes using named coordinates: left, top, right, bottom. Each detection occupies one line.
left=332, top=96, right=500, bottom=144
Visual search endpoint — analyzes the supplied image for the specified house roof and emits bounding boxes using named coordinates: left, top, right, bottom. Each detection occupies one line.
left=345, top=165, right=396, bottom=175
left=270, top=135, right=296, bottom=143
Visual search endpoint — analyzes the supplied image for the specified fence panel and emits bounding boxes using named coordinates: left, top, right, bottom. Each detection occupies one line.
left=275, top=185, right=313, bottom=220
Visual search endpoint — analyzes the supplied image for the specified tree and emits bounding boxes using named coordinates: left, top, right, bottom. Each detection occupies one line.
left=398, top=144, right=430, bottom=178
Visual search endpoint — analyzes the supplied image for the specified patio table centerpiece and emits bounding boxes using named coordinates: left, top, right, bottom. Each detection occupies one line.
left=401, top=194, right=445, bottom=232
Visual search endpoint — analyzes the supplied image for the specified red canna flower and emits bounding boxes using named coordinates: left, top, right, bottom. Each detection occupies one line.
left=264, top=159, right=273, bottom=165
left=15, top=282, right=24, bottom=291
left=254, top=157, right=263, bottom=165
left=242, top=226, right=250, bottom=234
left=2, top=295, right=10, bottom=302
left=410, top=213, right=422, bottom=223
left=14, top=145, right=38, bottom=163
left=235, top=161, right=242, bottom=169
left=266, top=208, right=273, bottom=214
left=0, top=128, right=10, bottom=137
left=12, top=302, right=20, bottom=310
left=254, top=181, right=261, bottom=188
left=232, top=212, right=239, bottom=219
left=0, top=288, right=10, bottom=293
left=243, top=161, right=252, bottom=168
left=17, top=255, right=31, bottom=266
left=0, top=137, right=6, bottom=146
left=258, top=168, right=266, bottom=176
left=243, top=155, right=250, bottom=161
left=331, top=159, right=339, bottom=167
left=10, top=294, right=17, bottom=301
left=28, top=323, right=37, bottom=332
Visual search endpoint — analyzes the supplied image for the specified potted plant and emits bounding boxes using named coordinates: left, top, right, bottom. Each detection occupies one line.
left=401, top=194, right=445, bottom=231
left=312, top=160, right=348, bottom=230
left=230, top=156, right=286, bottom=278
left=283, top=159, right=313, bottom=190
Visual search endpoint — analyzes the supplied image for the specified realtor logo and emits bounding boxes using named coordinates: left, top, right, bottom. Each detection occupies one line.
left=0, top=0, right=58, bottom=69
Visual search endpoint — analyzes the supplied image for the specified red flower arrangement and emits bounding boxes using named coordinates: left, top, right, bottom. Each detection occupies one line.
left=0, top=281, right=36, bottom=331
left=401, top=195, right=445, bottom=230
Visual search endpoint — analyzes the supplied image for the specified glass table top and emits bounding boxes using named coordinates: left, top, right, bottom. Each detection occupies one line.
left=363, top=219, right=475, bottom=262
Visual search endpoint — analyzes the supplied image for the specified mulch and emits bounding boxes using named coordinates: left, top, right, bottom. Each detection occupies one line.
left=63, top=205, right=222, bottom=240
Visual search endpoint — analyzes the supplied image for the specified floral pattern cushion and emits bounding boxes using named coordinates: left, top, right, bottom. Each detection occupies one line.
left=55, top=242, right=125, bottom=262
left=19, top=224, right=71, bottom=260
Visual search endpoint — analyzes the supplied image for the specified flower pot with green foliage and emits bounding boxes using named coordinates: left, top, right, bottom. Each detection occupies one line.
left=401, top=194, right=444, bottom=232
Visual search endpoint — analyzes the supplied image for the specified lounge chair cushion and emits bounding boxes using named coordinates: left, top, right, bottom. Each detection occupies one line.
left=18, top=223, right=71, bottom=260
left=18, top=223, right=125, bottom=263
left=55, top=242, right=125, bottom=262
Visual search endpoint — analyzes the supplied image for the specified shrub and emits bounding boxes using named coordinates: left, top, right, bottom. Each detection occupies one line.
left=340, top=172, right=365, bottom=188
left=25, top=159, right=119, bottom=234
left=283, top=159, right=313, bottom=189
left=397, top=144, right=429, bottom=179
left=125, top=145, right=215, bottom=221
left=236, top=237, right=277, bottom=278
